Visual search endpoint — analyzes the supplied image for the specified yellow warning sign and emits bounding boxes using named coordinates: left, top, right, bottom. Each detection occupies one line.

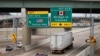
left=11, top=33, right=16, bottom=43
left=27, top=11, right=49, bottom=14
left=50, top=22, right=72, bottom=28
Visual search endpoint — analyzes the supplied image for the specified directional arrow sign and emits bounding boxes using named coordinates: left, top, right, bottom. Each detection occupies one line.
left=27, top=11, right=49, bottom=28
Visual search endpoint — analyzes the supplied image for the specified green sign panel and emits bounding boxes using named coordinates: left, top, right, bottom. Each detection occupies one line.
left=51, top=7, right=72, bottom=22
left=50, top=7, right=72, bottom=28
left=27, top=14, right=49, bottom=27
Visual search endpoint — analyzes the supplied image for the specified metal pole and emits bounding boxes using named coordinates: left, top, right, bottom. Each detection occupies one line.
left=90, top=1, right=94, bottom=39
left=90, top=1, right=94, bottom=56
left=13, top=18, right=17, bottom=49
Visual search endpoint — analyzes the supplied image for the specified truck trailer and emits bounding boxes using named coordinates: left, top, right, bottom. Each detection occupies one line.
left=50, top=31, right=74, bottom=54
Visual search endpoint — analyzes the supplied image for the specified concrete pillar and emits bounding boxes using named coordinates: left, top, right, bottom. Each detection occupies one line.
left=21, top=8, right=31, bottom=46
left=22, top=26, right=31, bottom=46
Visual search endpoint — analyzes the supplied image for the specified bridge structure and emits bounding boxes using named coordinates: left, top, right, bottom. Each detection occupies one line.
left=0, top=1, right=100, bottom=55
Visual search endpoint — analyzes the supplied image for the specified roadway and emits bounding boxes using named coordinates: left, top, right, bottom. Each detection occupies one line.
left=0, top=27, right=83, bottom=54
left=14, top=26, right=100, bottom=56
left=95, top=48, right=100, bottom=56
left=0, top=35, right=47, bottom=54
left=0, top=25, right=100, bottom=56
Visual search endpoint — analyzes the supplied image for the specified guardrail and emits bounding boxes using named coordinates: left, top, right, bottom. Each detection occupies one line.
left=76, top=25, right=100, bottom=56
left=76, top=40, right=100, bottom=56
left=76, top=47, right=90, bottom=56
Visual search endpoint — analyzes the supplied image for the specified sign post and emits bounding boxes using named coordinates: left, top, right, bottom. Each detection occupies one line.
left=12, top=18, right=17, bottom=49
left=50, top=7, right=72, bottom=28
left=27, top=11, right=49, bottom=28
left=85, top=2, right=96, bottom=56
left=90, top=1, right=95, bottom=56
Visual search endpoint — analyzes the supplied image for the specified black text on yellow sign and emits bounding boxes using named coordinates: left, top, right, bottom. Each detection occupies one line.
left=11, top=33, right=16, bottom=43
left=50, top=22, right=72, bottom=28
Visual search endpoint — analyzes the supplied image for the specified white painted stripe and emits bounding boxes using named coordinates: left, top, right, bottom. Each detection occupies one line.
left=75, top=33, right=100, bottom=56
left=65, top=43, right=86, bottom=56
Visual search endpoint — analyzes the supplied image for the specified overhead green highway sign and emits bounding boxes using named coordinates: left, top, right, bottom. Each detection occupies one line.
left=50, top=7, right=72, bottom=28
left=27, top=11, right=49, bottom=28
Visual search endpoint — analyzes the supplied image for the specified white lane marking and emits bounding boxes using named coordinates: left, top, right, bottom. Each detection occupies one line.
left=0, top=48, right=6, bottom=54
left=16, top=25, right=100, bottom=56
left=65, top=43, right=86, bottom=56
left=15, top=49, right=40, bottom=56
left=65, top=32, right=100, bottom=56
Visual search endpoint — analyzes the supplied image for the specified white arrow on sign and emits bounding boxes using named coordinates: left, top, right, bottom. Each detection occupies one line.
left=29, top=21, right=31, bottom=24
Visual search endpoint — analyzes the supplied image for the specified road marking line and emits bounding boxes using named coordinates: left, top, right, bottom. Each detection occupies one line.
left=65, top=33, right=100, bottom=56
left=65, top=43, right=86, bottom=56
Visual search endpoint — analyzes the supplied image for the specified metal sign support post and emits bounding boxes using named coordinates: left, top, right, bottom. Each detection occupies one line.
left=90, top=1, right=95, bottom=56
left=13, top=18, right=17, bottom=49
left=90, top=13, right=94, bottom=56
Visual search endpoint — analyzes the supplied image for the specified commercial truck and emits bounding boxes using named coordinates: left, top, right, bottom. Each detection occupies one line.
left=50, top=31, right=74, bottom=54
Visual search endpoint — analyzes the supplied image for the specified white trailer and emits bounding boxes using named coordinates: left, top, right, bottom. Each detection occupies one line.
left=50, top=31, right=74, bottom=54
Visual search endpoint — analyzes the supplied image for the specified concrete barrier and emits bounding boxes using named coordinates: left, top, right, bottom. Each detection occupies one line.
left=24, top=25, right=100, bottom=51
left=76, top=44, right=100, bottom=56
left=75, top=25, right=100, bottom=56
left=1, top=25, right=100, bottom=56
left=0, top=28, right=22, bottom=37
left=24, top=38, right=50, bottom=51
left=0, top=48, right=24, bottom=56
left=95, top=35, right=100, bottom=50
left=76, top=47, right=90, bottom=56
left=72, top=25, right=100, bottom=34
left=0, top=38, right=50, bottom=56
left=75, top=37, right=100, bottom=56
left=0, top=24, right=100, bottom=37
